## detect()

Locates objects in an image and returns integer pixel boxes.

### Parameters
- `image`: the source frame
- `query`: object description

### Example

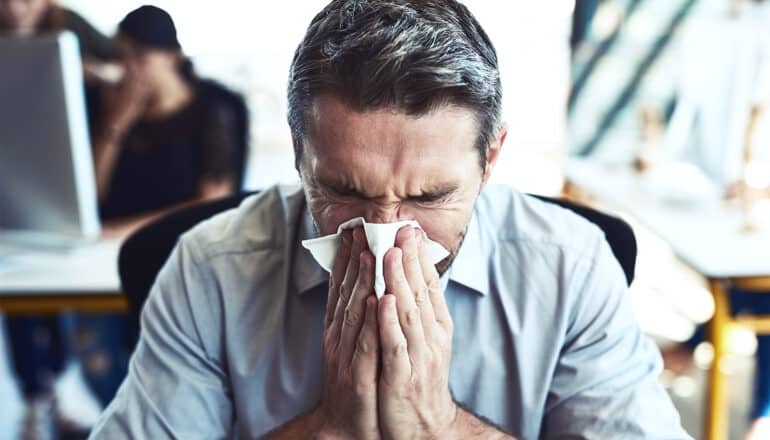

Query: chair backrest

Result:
[118,191,256,345]
[118,192,636,346]
[530,195,637,286]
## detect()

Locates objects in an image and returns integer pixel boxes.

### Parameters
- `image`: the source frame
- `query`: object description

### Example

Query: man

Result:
[90,0,691,438]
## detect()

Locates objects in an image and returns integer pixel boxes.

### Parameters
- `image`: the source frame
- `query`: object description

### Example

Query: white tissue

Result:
[301,217,449,298]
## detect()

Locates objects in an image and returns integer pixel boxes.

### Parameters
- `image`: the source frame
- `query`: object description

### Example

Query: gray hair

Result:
[287,0,502,171]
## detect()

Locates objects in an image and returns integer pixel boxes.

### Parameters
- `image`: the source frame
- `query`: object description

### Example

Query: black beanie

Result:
[118,5,181,50]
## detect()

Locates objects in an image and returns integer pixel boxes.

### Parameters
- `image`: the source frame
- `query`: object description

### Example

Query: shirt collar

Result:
[292,205,489,297]
[293,206,329,295]
[446,209,489,296]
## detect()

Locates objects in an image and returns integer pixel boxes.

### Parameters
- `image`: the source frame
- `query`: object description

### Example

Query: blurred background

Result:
[1,0,769,439]
[59,0,574,193]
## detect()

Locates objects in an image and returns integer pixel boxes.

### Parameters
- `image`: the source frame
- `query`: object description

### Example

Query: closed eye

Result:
[409,188,457,204]
[411,194,445,203]
[325,183,365,199]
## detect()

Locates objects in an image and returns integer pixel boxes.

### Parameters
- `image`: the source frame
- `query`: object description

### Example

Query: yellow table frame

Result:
[0,292,128,315]
[706,276,770,440]
[563,180,770,439]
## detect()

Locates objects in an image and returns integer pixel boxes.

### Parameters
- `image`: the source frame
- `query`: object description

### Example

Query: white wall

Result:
[61,0,571,193]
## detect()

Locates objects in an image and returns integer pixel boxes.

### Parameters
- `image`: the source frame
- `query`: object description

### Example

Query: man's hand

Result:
[271,226,514,440]
[377,226,458,439]
[377,226,515,440]
[315,227,381,439]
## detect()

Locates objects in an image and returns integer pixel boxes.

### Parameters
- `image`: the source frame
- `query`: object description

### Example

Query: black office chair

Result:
[529,195,636,285]
[118,193,636,346]
[118,191,257,345]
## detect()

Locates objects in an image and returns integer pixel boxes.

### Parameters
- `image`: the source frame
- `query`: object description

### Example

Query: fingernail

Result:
[413,227,421,241]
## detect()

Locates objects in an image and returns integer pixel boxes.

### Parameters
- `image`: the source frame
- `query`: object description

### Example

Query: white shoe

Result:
[53,359,104,431]
[21,394,57,440]
[746,417,770,440]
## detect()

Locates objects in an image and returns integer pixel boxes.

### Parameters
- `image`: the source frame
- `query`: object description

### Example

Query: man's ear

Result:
[481,125,507,186]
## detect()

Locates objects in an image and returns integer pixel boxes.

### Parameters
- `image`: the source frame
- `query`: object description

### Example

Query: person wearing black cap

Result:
[21,5,245,436]
[93,5,247,238]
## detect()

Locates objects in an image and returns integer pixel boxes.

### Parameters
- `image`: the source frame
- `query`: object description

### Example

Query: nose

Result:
[365,201,405,224]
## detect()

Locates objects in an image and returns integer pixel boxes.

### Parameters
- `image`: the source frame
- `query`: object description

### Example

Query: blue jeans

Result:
[5,313,129,407]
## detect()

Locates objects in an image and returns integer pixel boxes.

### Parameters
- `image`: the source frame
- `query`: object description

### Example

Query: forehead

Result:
[305,95,479,160]
[302,95,482,193]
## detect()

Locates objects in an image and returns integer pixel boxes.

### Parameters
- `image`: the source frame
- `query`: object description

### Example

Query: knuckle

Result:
[356,336,371,354]
[339,280,351,295]
[413,287,428,305]
[425,276,441,291]
[390,341,407,358]
[343,307,361,327]
[405,307,420,326]
[338,288,351,305]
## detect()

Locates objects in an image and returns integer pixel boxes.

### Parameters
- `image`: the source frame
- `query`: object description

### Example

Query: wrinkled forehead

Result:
[301,95,483,193]
[303,95,481,159]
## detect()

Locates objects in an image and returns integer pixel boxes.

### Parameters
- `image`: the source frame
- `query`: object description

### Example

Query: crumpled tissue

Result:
[301,217,449,298]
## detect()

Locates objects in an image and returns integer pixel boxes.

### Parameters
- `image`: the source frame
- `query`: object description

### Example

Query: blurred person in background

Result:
[81,3,247,423]
[93,5,247,239]
[1,3,247,438]
[1,1,117,438]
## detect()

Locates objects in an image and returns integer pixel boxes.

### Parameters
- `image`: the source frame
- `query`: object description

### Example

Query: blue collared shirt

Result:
[90,184,691,439]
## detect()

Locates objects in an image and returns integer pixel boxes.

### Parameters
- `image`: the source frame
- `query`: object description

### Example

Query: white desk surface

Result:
[566,159,770,279]
[0,239,121,295]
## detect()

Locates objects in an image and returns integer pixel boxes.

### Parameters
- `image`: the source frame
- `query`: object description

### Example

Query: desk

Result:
[565,158,770,440]
[0,240,127,315]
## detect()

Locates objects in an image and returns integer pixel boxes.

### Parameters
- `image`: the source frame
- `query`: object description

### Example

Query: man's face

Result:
[299,95,502,274]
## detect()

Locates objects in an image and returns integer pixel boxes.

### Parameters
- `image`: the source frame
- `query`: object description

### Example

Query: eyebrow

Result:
[317,176,360,196]
[317,176,458,201]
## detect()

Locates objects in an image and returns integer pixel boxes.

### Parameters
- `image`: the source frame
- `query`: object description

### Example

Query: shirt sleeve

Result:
[89,235,233,439]
[541,233,692,440]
